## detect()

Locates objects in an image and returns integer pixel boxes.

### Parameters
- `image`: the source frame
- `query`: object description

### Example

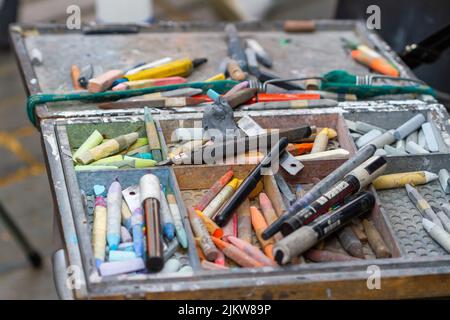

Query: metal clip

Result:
[355,75,426,86]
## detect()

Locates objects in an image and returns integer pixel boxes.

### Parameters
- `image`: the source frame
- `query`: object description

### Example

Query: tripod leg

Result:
[0,201,42,269]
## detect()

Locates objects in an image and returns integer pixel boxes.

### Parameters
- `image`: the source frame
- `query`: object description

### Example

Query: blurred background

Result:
[0,0,448,299]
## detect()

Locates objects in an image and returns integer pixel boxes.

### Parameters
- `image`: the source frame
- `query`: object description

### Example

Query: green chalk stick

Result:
[90,155,124,165]
[72,130,103,163]
[124,156,157,168]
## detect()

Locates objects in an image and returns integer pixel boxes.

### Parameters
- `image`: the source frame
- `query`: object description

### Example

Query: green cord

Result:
[27,80,238,126]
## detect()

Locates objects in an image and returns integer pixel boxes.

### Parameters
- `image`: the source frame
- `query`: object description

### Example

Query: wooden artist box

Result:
[10,21,450,299]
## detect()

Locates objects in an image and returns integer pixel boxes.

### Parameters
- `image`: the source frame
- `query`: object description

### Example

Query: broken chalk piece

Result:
[417,129,428,150]
[435,209,450,233]
[439,169,450,194]
[406,131,418,145]
[160,258,182,274]
[384,144,407,156]
[422,218,450,253]
[421,122,439,152]
[99,258,145,276]
[393,114,426,140]
[72,130,104,162]
[369,130,396,149]
[88,69,125,93]
[405,141,430,155]
[356,129,382,148]
[395,139,405,151]
[109,250,137,262]
[295,148,350,161]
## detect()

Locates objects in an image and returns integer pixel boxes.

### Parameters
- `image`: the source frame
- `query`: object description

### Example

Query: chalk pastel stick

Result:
[356,129,382,148]
[164,239,180,261]
[423,218,450,253]
[166,187,188,249]
[107,181,122,251]
[123,156,157,168]
[393,114,426,140]
[201,260,230,270]
[99,258,145,276]
[196,210,223,238]
[259,193,282,242]
[88,69,125,93]
[124,58,173,76]
[372,171,438,190]
[92,196,107,267]
[250,206,274,260]
[178,266,194,274]
[214,249,226,266]
[237,198,252,244]
[227,236,277,267]
[311,128,330,154]
[384,144,407,156]
[421,122,439,152]
[188,207,219,261]
[121,202,132,230]
[295,148,349,161]
[76,132,139,165]
[195,170,234,211]
[439,169,450,194]
[118,242,134,252]
[120,226,132,243]
[109,250,137,262]
[91,155,124,165]
[212,237,263,268]
[72,130,104,162]
[202,178,239,218]
[362,219,391,258]
[405,141,429,155]
[160,258,182,274]
[305,249,362,262]
[160,190,176,241]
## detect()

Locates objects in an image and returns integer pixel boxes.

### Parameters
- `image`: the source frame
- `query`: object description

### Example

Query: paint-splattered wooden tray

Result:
[10,21,450,299]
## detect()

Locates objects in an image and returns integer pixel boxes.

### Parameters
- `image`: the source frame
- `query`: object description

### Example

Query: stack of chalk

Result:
[167,120,344,164]
[346,113,445,156]
[89,175,190,277]
[289,127,348,161]
[71,57,208,93]
[72,109,164,171]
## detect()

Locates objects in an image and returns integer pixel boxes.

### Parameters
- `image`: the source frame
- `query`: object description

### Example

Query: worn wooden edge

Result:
[40,120,88,298]
[85,263,450,299]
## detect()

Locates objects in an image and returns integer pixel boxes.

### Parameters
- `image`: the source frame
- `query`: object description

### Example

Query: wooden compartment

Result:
[158,111,357,161]
[174,161,402,269]
[42,117,450,299]
[343,106,450,156]
[59,115,167,171]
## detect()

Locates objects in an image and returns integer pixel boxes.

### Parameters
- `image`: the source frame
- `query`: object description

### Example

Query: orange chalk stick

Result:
[250,206,274,260]
[287,143,314,156]
[211,237,263,268]
[351,50,399,77]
